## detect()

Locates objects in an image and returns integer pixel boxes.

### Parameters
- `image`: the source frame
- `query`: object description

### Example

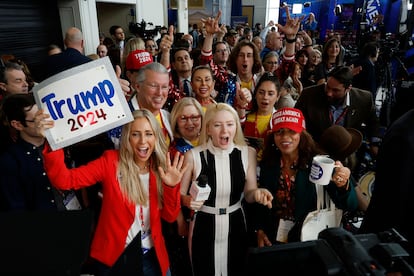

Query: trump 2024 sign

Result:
[33,57,133,150]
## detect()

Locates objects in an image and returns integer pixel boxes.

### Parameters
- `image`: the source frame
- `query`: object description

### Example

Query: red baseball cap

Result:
[271,107,306,133]
[126,49,153,71]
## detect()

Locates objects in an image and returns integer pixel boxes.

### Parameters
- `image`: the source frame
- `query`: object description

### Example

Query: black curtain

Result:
[0,0,63,82]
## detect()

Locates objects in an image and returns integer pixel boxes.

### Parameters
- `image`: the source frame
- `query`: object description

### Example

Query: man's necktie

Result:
[183,79,191,97]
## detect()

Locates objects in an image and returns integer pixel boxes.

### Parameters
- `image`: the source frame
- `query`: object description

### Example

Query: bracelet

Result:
[304,44,313,48]
[285,36,297,43]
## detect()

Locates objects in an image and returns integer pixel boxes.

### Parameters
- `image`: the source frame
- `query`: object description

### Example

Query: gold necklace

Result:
[137,163,149,170]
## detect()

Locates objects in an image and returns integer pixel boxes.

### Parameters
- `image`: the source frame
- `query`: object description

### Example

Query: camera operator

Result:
[352,42,380,100]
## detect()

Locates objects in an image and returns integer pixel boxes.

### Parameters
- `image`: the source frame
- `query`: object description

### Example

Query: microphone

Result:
[190,174,211,201]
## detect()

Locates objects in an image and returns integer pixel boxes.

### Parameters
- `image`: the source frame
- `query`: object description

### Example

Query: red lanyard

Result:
[329,106,348,125]
[280,159,293,193]
[280,159,295,219]
[139,205,145,233]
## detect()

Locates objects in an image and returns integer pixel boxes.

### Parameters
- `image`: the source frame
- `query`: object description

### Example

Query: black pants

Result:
[94,233,162,276]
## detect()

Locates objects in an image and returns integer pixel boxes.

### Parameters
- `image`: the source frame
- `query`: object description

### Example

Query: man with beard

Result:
[295,66,381,158]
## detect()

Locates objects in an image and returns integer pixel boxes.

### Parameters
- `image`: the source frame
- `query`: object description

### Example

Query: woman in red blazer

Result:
[39,109,187,276]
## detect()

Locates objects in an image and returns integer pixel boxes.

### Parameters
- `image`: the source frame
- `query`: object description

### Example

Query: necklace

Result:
[281,158,298,171]
[137,163,149,170]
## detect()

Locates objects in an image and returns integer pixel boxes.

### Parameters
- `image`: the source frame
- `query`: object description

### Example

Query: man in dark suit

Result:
[295,66,381,157]
[352,42,380,100]
[44,27,91,79]
[359,109,414,261]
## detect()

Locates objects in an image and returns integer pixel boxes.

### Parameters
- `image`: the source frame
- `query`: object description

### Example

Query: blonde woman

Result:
[164,97,205,276]
[38,109,187,276]
[180,103,273,276]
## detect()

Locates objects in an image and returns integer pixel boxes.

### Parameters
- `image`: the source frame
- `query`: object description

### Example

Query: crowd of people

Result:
[1,6,413,276]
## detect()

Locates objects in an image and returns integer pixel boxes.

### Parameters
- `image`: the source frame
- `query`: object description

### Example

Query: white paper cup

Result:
[309,155,335,185]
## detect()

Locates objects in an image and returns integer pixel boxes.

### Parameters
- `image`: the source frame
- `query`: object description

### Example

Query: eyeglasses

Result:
[144,82,169,92]
[179,115,201,123]
[265,61,279,65]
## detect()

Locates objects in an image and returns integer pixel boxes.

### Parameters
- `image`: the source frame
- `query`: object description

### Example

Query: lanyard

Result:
[139,205,145,233]
[329,106,348,125]
[280,159,295,208]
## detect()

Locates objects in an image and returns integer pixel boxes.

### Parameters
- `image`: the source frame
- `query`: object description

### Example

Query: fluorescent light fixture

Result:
[292,3,303,14]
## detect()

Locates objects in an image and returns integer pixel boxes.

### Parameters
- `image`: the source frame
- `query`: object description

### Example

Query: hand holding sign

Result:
[33,57,133,150]
[116,65,131,98]
[34,109,54,138]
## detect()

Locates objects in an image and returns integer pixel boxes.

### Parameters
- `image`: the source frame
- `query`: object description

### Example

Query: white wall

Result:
[243,0,267,26]
[138,0,168,30]
[96,3,135,39]
[58,0,271,56]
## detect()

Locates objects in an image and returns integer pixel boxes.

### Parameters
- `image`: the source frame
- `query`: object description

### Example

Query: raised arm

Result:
[201,10,222,53]
[277,6,304,58]
[159,25,174,69]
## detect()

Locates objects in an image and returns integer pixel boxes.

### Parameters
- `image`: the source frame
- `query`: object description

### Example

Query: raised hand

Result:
[159,25,174,53]
[277,6,304,37]
[235,83,252,109]
[201,10,221,35]
[159,151,188,187]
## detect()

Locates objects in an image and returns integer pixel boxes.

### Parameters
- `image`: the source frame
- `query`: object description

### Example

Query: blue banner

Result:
[365,0,382,32]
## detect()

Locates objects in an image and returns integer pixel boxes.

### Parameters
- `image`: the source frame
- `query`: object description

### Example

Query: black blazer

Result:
[45,47,91,79]
[295,83,380,143]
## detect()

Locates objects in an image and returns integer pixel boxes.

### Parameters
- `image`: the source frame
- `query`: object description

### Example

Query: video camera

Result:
[246,227,413,275]
[377,33,403,61]
[129,19,161,40]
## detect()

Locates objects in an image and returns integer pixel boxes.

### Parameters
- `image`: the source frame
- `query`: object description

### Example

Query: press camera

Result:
[129,19,161,40]
[247,227,413,275]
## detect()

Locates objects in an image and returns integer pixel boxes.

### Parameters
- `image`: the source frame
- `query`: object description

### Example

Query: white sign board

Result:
[33,57,133,150]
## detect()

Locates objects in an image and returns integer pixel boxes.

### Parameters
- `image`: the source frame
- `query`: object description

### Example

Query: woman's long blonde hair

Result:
[199,103,247,146]
[117,109,167,206]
